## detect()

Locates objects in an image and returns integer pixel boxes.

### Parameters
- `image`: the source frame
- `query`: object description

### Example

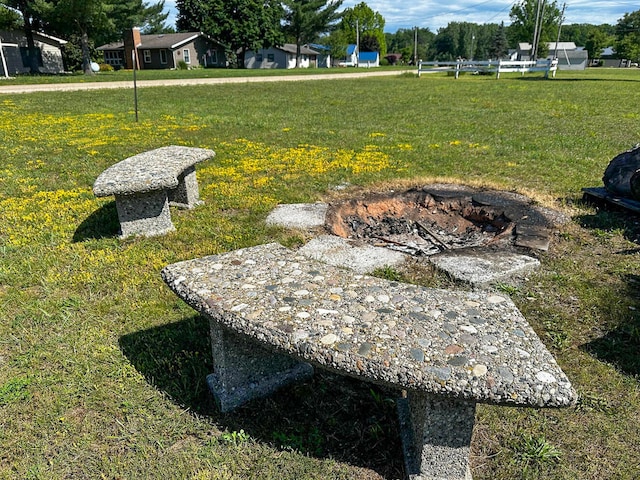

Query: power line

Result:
[421,0,511,21]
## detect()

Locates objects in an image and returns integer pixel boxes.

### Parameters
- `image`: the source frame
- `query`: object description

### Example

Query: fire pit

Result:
[325,184,562,255]
[265,183,567,285]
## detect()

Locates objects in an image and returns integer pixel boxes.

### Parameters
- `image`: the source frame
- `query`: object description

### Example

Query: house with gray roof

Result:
[244,43,321,69]
[0,30,67,77]
[516,42,587,70]
[97,28,226,70]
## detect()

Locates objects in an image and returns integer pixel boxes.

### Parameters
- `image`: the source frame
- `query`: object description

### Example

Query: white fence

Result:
[417,59,558,79]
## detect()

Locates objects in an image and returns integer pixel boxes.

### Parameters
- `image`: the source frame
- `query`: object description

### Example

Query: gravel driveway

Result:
[0,69,411,94]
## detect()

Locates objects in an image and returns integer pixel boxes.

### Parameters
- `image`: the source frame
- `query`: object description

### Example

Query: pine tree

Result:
[282,0,343,67]
[489,22,509,59]
[176,0,284,67]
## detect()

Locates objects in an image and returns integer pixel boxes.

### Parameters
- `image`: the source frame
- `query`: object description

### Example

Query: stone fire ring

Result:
[265,184,567,286]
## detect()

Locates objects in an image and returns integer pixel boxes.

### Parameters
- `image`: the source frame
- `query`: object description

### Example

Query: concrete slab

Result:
[299,235,407,274]
[429,250,540,286]
[265,203,328,229]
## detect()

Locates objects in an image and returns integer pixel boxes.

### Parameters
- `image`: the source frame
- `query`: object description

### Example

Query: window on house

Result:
[19,47,43,68]
[256,53,263,62]
[143,50,151,63]
[267,53,275,62]
[183,49,191,64]
[160,49,167,64]
[104,51,123,66]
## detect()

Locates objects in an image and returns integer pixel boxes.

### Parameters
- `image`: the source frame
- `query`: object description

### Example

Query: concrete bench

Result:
[93,146,215,238]
[161,243,576,480]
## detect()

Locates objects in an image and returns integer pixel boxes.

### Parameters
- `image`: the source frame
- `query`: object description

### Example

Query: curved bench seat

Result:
[161,242,576,480]
[93,146,214,238]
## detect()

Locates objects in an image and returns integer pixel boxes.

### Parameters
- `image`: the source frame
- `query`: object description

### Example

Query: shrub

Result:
[177,60,189,70]
[99,63,114,72]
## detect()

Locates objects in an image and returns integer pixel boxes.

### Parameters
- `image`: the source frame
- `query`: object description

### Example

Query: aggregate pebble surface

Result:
[93,145,215,197]
[161,243,576,408]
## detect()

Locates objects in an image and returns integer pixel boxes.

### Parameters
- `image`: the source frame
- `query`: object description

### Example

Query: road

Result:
[0,69,412,94]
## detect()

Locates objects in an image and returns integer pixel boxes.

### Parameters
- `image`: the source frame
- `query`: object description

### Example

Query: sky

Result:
[163,1,638,33]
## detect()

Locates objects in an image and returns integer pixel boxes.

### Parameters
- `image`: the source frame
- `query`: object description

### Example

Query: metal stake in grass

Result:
[132,50,139,122]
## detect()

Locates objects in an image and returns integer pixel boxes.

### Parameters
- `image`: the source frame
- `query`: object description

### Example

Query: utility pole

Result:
[414,26,418,65]
[532,0,545,61]
[355,18,359,67]
[553,3,567,59]
[0,37,8,79]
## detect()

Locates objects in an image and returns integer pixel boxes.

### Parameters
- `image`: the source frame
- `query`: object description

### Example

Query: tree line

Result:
[387,1,637,65]
[1,0,639,73]
[0,0,171,73]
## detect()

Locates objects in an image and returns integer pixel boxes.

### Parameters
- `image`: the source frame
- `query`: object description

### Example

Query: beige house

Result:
[0,30,67,76]
[97,28,226,70]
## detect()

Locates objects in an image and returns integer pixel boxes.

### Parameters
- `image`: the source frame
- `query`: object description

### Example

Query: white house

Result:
[244,44,320,69]
[338,44,379,67]
[0,30,67,77]
[358,51,380,68]
[339,44,358,66]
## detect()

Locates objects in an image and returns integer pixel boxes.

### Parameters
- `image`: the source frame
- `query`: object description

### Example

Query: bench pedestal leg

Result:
[206,320,314,413]
[114,191,175,238]
[169,166,203,209]
[397,392,476,480]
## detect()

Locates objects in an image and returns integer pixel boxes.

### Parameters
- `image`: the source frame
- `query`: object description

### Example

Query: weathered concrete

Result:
[93,145,214,238]
[299,235,407,274]
[265,203,328,230]
[429,249,540,286]
[162,242,576,480]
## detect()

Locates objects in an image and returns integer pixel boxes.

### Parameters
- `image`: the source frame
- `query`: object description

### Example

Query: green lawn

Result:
[0,68,639,479]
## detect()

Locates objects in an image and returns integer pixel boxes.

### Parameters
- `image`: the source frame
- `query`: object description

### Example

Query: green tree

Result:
[472,23,499,60]
[322,27,349,62]
[0,3,22,30]
[47,0,168,74]
[489,22,509,59]
[139,0,172,34]
[339,1,386,57]
[434,22,477,60]
[615,10,640,63]
[385,27,434,63]
[176,0,284,67]
[560,23,612,47]
[1,0,53,73]
[49,0,113,74]
[508,0,562,58]
[282,0,343,67]
[584,28,612,61]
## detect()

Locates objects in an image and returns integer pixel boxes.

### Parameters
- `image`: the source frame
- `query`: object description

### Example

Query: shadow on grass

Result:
[574,207,640,379]
[575,207,640,245]
[582,302,640,378]
[119,316,405,479]
[516,76,640,83]
[73,202,120,241]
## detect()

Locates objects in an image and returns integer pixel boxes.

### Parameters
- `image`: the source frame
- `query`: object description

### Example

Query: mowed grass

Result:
[0,68,639,479]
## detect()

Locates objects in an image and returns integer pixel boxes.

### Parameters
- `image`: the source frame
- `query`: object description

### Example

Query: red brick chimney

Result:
[124,27,142,69]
